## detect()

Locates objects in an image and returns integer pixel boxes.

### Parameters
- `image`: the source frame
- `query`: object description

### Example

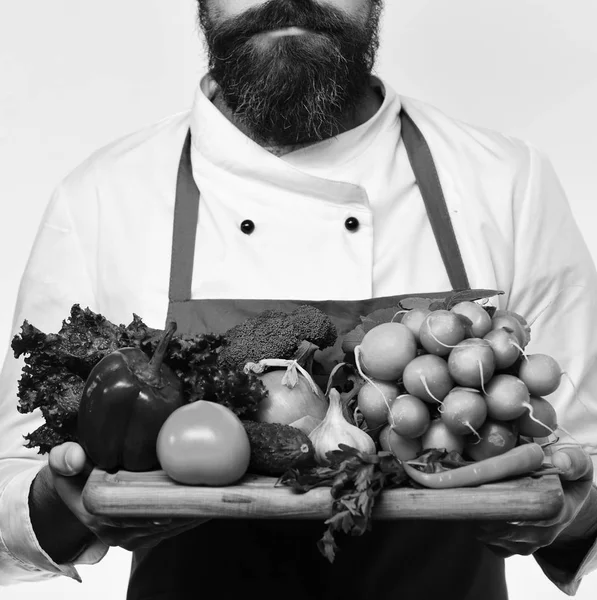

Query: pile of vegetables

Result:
[11,291,566,562]
[12,305,268,453]
[276,291,567,559]
[12,304,336,478]
[346,294,562,465]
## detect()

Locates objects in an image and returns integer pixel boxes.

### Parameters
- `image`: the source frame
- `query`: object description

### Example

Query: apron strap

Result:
[400,111,470,290]
[169,130,197,302]
[168,110,471,301]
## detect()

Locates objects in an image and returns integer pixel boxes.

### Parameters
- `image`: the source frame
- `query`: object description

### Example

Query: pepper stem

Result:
[147,321,177,381]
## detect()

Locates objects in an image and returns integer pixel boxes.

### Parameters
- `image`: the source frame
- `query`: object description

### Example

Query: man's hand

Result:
[475,444,596,558]
[36,442,206,556]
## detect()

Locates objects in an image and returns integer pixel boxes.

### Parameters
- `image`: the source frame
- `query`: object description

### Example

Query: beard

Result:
[198,0,382,146]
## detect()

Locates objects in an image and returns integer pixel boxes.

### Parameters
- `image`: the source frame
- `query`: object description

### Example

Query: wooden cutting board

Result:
[82,468,564,521]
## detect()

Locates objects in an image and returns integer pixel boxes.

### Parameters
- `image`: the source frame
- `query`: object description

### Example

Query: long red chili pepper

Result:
[402,443,545,489]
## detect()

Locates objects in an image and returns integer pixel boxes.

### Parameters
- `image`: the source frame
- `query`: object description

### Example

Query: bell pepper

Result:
[78,321,184,472]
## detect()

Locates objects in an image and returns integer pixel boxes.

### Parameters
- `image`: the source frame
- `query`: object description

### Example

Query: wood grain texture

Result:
[82,469,564,521]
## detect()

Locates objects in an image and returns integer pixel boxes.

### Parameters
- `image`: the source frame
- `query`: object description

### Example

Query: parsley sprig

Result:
[278,445,408,562]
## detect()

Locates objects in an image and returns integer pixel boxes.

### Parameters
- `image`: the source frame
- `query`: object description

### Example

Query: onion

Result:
[289,415,323,436]
[244,360,328,425]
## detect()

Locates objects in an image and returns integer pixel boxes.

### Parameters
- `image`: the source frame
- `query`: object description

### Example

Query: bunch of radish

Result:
[352,301,562,463]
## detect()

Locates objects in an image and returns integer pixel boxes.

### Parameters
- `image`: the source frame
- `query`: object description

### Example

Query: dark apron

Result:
[127,111,508,600]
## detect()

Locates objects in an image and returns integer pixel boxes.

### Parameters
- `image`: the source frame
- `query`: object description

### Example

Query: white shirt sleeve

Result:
[505,142,597,594]
[0,183,108,584]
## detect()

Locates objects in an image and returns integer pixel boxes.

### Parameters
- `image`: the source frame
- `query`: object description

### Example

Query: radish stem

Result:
[540,438,560,449]
[429,330,459,350]
[420,375,444,406]
[511,341,528,361]
[555,424,582,445]
[478,360,488,394]
[354,346,396,427]
[464,421,482,442]
[522,402,556,437]
[391,310,408,323]
[561,371,597,416]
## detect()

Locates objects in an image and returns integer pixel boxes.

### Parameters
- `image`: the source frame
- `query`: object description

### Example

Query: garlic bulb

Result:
[309,389,376,464]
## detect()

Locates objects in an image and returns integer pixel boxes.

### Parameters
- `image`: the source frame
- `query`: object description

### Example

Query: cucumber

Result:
[241,421,316,476]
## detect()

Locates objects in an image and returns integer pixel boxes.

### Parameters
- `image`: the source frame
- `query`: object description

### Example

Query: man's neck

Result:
[211,84,384,157]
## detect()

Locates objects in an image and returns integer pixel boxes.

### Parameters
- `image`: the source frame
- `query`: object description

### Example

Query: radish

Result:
[517,396,558,438]
[358,380,399,429]
[517,354,562,396]
[490,311,531,348]
[516,354,593,420]
[483,328,521,370]
[355,323,418,382]
[440,387,487,438]
[447,338,495,390]
[483,374,530,421]
[402,354,454,404]
[379,424,422,461]
[401,308,432,344]
[419,310,467,356]
[421,419,465,454]
[493,309,529,328]
[450,301,492,338]
[388,394,431,439]
[465,419,518,461]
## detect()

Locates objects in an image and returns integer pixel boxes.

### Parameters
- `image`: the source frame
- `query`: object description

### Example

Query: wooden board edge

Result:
[82,471,564,522]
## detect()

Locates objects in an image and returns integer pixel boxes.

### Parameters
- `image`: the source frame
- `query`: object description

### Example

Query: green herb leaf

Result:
[398,297,438,311]
[13,304,266,454]
[409,448,472,474]
[444,289,504,310]
[318,529,339,563]
[360,306,404,332]
[279,447,409,563]
[354,290,504,334]
[429,300,448,311]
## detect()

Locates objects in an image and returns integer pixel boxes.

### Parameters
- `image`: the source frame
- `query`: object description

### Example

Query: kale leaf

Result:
[12,305,267,453]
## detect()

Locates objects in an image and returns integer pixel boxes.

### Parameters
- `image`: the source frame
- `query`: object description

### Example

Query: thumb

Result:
[48,442,92,477]
[551,446,594,483]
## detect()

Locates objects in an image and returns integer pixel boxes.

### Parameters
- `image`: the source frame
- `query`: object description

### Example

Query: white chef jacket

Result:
[0,74,596,594]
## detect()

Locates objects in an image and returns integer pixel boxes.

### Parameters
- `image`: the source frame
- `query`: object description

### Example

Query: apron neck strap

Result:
[169,130,197,302]
[400,111,470,290]
[168,110,470,302]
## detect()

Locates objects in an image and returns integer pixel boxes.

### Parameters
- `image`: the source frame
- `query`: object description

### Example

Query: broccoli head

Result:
[218,305,337,371]
[289,305,337,350]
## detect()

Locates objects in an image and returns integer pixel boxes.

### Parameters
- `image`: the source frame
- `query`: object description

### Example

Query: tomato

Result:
[156,401,251,486]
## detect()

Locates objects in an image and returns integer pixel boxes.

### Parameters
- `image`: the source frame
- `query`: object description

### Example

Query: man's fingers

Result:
[97,518,207,551]
[49,442,91,476]
[551,447,594,482]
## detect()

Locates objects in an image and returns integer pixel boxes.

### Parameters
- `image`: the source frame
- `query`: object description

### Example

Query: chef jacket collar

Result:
[189,73,399,209]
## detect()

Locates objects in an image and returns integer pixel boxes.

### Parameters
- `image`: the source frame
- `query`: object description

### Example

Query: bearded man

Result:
[1,2,596,599]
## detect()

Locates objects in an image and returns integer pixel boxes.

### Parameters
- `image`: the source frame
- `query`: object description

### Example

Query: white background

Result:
[1,1,597,598]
